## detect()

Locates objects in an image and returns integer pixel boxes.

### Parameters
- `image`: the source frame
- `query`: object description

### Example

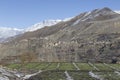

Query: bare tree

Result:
[19,51,37,67]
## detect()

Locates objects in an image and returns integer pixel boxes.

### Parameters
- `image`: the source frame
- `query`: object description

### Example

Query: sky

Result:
[0,0,120,29]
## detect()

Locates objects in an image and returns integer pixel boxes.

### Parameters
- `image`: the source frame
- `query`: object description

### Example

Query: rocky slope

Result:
[0,19,71,42]
[0,7,120,63]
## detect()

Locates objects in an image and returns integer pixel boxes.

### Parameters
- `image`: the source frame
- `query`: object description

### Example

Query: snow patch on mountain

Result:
[63,17,73,22]
[0,17,73,41]
[25,20,62,32]
[25,18,73,32]
[114,11,120,14]
[0,7,118,40]
[72,8,117,26]
[0,27,24,39]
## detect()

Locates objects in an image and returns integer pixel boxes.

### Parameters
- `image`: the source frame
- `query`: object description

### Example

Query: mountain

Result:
[25,20,62,32]
[0,19,72,41]
[13,7,120,41]
[0,7,120,63]
[114,11,120,14]
[0,20,61,42]
[0,20,62,40]
[25,18,73,32]
[1,7,118,41]
[0,27,24,42]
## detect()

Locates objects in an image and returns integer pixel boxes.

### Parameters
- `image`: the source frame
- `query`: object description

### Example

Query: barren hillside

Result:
[0,7,120,63]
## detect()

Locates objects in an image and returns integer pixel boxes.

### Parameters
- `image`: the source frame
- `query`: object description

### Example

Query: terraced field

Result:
[6,62,120,80]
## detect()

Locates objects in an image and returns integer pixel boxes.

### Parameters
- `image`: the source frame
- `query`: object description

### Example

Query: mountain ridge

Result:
[0,7,119,41]
[0,18,73,41]
[0,7,120,63]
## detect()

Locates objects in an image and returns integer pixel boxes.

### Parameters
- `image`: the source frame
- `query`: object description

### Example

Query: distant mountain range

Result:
[0,7,120,63]
[0,9,119,41]
[0,27,24,42]
[0,18,72,41]
[115,11,120,14]
[25,20,62,32]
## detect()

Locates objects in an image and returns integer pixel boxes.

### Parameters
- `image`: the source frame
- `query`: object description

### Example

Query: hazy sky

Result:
[0,0,120,28]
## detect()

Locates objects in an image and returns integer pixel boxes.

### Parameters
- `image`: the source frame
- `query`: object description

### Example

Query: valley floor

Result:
[3,62,120,80]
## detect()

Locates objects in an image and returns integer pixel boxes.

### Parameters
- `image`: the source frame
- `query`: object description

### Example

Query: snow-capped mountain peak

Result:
[0,18,72,41]
[0,27,24,39]
[0,7,119,42]
[25,18,73,32]
[114,11,120,14]
[25,19,62,32]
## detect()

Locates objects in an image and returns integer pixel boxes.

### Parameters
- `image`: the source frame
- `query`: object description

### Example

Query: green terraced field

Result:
[94,72,120,80]
[94,63,113,71]
[68,71,95,80]
[34,62,50,70]
[76,63,95,71]
[46,63,58,70]
[7,63,21,69]
[109,64,120,70]
[6,62,120,80]
[59,63,76,70]
[33,71,66,80]
[24,63,40,69]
